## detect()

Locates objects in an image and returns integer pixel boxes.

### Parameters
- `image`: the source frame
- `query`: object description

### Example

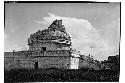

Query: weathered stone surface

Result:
[5,19,100,70]
[4,49,71,70]
[28,19,71,46]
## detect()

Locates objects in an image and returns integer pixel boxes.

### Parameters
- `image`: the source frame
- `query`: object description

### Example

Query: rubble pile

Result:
[28,19,71,45]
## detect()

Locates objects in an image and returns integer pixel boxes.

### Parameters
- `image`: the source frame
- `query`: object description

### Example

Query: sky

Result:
[4,2,120,61]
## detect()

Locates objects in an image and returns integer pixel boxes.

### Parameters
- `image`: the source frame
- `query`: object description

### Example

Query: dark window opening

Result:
[41,47,46,51]
[34,62,38,69]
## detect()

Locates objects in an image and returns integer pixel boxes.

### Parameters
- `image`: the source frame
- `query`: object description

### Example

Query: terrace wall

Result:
[4,50,71,70]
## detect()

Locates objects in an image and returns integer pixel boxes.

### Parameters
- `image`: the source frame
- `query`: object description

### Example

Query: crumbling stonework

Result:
[4,50,71,70]
[4,20,73,70]
[4,19,100,70]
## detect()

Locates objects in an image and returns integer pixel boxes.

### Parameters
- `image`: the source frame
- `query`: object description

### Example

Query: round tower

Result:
[28,19,71,51]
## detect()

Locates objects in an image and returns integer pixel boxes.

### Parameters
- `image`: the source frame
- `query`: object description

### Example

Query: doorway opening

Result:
[41,47,46,51]
[34,62,38,69]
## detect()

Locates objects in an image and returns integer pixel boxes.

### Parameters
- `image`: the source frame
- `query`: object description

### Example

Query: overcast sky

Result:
[4,2,120,61]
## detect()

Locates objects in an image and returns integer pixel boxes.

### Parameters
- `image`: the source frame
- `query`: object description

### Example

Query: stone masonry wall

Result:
[4,50,71,70]
[38,56,70,69]
[29,42,70,51]
[79,59,100,70]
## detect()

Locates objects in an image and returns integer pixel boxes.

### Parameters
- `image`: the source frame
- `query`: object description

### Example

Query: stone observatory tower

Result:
[4,19,81,70]
[27,19,72,69]
[28,19,71,52]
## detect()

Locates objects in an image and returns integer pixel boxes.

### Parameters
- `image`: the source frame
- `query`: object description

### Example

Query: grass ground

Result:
[4,68,119,82]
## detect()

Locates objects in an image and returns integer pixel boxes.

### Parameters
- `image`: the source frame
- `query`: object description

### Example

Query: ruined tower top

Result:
[28,19,71,46]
